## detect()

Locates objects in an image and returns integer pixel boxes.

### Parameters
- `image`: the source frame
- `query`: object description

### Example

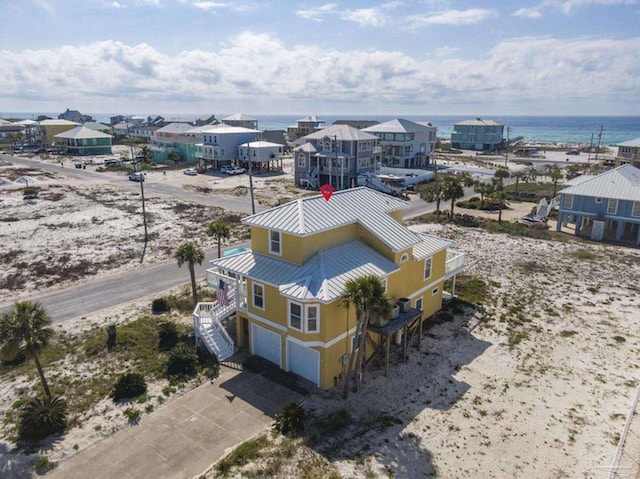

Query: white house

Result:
[238,140,284,171]
[363,118,435,168]
[222,113,258,130]
[189,124,262,170]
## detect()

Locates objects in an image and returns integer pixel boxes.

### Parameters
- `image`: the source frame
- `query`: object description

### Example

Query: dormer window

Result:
[269,230,281,255]
[400,253,410,264]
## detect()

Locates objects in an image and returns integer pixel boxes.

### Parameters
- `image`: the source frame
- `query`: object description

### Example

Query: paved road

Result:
[1,154,265,214]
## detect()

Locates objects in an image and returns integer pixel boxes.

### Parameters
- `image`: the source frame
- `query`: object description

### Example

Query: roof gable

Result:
[53,126,112,139]
[363,118,430,134]
[302,124,378,142]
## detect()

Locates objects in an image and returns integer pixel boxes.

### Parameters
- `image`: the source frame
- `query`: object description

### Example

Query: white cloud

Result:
[528,0,637,15]
[295,3,337,21]
[513,7,543,18]
[110,1,123,8]
[341,8,388,27]
[190,1,260,12]
[31,0,54,15]
[434,46,460,57]
[409,8,498,26]
[0,34,638,113]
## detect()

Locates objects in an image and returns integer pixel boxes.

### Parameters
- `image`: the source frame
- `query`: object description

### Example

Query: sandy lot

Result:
[304,223,640,479]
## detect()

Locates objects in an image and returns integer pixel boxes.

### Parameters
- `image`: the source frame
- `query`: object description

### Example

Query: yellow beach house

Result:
[193,187,465,390]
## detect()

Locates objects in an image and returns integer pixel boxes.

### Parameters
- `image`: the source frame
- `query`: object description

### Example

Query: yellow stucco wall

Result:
[42,124,77,141]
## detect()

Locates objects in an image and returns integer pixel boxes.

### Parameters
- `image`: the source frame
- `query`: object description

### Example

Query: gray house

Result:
[451,118,504,152]
[293,124,379,190]
[556,164,640,245]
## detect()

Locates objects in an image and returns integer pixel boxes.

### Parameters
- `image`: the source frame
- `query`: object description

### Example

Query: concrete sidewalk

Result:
[48,368,303,479]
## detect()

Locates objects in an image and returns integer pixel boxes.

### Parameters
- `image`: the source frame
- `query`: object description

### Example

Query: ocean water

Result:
[5,112,639,146]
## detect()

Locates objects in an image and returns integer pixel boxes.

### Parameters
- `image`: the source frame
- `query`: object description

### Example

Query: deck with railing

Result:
[445,250,466,278]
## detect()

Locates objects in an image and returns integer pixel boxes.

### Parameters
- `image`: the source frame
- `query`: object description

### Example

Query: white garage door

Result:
[287,340,320,386]
[251,324,281,367]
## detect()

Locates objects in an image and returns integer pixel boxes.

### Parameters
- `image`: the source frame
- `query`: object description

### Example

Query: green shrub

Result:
[158,322,179,351]
[215,436,269,475]
[167,345,198,379]
[18,395,68,441]
[152,298,170,314]
[34,456,56,473]
[123,407,141,424]
[111,373,147,402]
[273,402,306,436]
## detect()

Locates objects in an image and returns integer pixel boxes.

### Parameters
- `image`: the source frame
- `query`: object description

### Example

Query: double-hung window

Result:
[252,282,265,310]
[288,302,320,333]
[564,194,574,210]
[269,230,281,255]
[424,257,432,280]
[607,199,618,215]
[633,202,640,218]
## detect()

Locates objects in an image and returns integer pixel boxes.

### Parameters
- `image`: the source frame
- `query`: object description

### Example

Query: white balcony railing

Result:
[445,250,466,278]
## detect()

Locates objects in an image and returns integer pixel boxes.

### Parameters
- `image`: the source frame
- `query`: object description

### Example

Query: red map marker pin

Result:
[321,184,334,201]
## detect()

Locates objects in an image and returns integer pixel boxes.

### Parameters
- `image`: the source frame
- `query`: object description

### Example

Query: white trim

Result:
[424,257,432,280]
[400,252,410,264]
[286,339,320,386]
[287,326,358,349]
[407,276,444,300]
[607,198,618,215]
[432,287,439,295]
[564,194,574,210]
[633,202,640,218]
[246,310,287,332]
[252,281,265,311]
[595,197,602,204]
[381,277,388,294]
[415,296,423,311]
[305,304,320,333]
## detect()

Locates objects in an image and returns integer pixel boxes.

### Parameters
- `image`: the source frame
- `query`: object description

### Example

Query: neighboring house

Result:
[111,122,134,138]
[0,124,26,146]
[556,164,640,245]
[616,138,640,167]
[222,113,258,130]
[293,124,379,190]
[238,141,284,170]
[286,115,326,142]
[451,118,504,152]
[333,120,379,130]
[129,125,160,141]
[54,126,112,155]
[363,118,435,168]
[194,114,219,126]
[152,123,200,163]
[82,122,112,133]
[190,125,261,170]
[39,119,79,145]
[193,188,466,389]
[58,108,94,123]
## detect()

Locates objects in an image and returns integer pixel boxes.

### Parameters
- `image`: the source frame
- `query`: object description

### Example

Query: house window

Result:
[633,202,640,218]
[424,258,432,280]
[564,194,574,210]
[415,297,423,311]
[381,278,388,294]
[289,302,302,331]
[269,230,281,255]
[607,199,618,215]
[297,154,305,167]
[252,282,265,310]
[306,305,319,333]
[595,198,602,204]
[400,253,409,264]
[432,287,439,295]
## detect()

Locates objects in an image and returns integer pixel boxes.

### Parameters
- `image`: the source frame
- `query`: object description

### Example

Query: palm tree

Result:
[0,301,54,398]
[441,176,464,217]
[494,189,508,223]
[512,170,527,194]
[138,145,152,162]
[207,221,231,258]
[174,242,205,307]
[545,164,563,197]
[341,275,390,397]
[493,167,510,188]
[526,166,538,183]
[473,180,493,206]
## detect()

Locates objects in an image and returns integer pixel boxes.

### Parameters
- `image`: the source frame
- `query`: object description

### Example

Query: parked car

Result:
[566,149,580,155]
[227,166,246,175]
[105,158,122,165]
[129,172,145,182]
[183,168,197,176]
[220,165,233,174]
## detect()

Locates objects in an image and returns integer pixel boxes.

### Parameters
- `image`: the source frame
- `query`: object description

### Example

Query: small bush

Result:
[111,373,147,402]
[158,322,179,351]
[167,345,198,379]
[18,395,68,442]
[274,402,306,436]
[151,298,170,314]
[34,456,56,473]
[123,407,141,425]
[215,436,269,475]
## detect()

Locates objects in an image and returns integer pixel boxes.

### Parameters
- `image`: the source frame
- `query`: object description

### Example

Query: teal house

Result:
[54,126,112,155]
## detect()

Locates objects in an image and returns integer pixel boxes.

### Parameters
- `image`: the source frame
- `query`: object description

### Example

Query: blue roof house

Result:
[556,164,640,245]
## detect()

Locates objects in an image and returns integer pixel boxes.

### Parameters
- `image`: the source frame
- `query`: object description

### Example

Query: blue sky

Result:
[1,0,639,116]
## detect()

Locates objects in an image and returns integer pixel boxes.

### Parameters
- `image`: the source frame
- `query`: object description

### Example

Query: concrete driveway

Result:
[47,367,303,479]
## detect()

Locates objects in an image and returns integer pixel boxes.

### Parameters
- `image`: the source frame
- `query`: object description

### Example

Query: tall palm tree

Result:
[545,164,563,197]
[0,301,54,398]
[174,242,205,307]
[207,221,231,258]
[473,180,493,206]
[341,275,390,397]
[442,176,464,217]
[494,189,508,223]
[138,145,152,162]
[493,167,510,188]
[526,166,538,183]
[512,170,527,194]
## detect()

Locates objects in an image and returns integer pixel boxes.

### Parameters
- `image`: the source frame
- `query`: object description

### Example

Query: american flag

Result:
[218,279,229,306]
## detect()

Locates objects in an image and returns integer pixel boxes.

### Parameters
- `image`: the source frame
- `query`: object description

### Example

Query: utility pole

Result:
[593,125,604,164]
[128,123,147,247]
[586,132,594,172]
[247,140,256,214]
[504,126,510,167]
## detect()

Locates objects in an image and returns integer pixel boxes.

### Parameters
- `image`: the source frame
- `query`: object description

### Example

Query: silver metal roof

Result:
[243,187,419,252]
[363,118,431,134]
[210,240,399,302]
[455,119,502,126]
[413,234,454,259]
[54,126,112,139]
[223,113,257,121]
[618,137,640,148]
[560,164,640,202]
[302,124,378,142]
